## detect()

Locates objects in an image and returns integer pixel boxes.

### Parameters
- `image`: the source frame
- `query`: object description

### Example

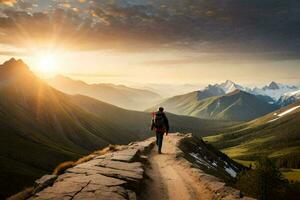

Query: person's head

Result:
[158,107,164,112]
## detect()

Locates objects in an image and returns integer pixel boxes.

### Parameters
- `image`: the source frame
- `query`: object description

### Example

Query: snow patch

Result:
[268,105,300,123]
[268,118,279,123]
[189,153,215,169]
[277,105,300,117]
[225,167,237,178]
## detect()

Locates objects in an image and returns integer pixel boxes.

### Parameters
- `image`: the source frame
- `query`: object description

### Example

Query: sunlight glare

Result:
[35,53,59,75]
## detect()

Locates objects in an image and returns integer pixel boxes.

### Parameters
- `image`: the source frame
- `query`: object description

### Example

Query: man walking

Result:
[151,107,169,154]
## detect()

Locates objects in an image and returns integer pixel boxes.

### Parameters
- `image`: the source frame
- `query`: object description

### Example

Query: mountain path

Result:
[140,135,213,200]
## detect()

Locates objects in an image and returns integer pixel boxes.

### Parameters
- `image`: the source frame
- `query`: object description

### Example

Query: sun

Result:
[35,53,59,74]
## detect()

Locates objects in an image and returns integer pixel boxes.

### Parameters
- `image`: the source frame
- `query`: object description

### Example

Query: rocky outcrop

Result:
[176,133,254,200]
[27,137,155,200]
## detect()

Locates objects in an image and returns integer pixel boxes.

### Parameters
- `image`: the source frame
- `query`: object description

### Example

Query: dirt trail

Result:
[140,135,213,200]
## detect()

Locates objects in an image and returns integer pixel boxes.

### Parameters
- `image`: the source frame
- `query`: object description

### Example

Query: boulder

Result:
[33,175,57,193]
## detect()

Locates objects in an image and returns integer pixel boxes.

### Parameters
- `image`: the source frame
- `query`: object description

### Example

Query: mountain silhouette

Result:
[48,75,161,111]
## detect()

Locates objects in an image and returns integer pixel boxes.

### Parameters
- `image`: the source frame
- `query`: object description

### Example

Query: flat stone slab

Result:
[31,180,130,200]
[74,185,128,200]
[57,173,126,186]
[67,165,143,182]
[110,149,140,163]
[30,181,88,200]
[96,160,143,173]
[129,138,155,153]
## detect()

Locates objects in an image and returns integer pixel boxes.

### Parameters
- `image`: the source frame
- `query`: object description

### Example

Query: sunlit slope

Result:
[0,59,141,197]
[149,90,278,121]
[204,101,300,167]
[48,75,161,111]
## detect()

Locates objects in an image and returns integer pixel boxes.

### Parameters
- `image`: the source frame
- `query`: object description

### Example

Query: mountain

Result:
[204,100,300,168]
[47,75,161,111]
[0,58,233,198]
[251,81,298,101]
[203,80,299,106]
[150,89,279,121]
[213,80,249,94]
[277,90,300,107]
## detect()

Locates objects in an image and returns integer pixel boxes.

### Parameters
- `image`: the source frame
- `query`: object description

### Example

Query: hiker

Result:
[151,107,169,154]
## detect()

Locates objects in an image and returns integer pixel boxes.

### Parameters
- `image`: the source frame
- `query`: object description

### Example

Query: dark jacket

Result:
[151,111,169,133]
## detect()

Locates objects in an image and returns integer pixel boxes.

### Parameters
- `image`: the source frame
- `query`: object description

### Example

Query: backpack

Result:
[153,112,165,128]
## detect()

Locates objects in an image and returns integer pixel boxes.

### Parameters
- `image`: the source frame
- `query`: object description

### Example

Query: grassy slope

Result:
[149,90,278,121]
[204,101,300,165]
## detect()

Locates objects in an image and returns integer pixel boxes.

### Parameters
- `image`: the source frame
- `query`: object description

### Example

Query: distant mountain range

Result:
[149,80,299,121]
[207,80,299,104]
[149,89,279,121]
[47,75,161,111]
[0,58,232,198]
[204,100,300,169]
[277,90,300,107]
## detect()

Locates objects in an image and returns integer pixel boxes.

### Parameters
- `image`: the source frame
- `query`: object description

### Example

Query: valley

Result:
[0,59,233,198]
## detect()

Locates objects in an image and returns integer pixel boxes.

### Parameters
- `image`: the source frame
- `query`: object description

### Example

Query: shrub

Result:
[52,161,75,175]
[236,157,288,200]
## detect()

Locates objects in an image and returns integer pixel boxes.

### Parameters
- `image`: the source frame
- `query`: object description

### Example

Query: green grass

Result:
[233,159,256,168]
[282,169,300,182]
[204,101,300,179]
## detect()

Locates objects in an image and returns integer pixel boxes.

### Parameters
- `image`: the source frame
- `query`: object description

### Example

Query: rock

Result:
[111,149,140,163]
[67,165,143,183]
[127,190,137,200]
[31,181,88,199]
[74,185,128,200]
[97,160,143,173]
[28,137,156,200]
[33,175,57,193]
[130,138,155,154]
[57,173,126,186]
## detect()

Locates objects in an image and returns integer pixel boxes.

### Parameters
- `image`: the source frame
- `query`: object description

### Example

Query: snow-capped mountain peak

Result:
[277,90,300,106]
[252,82,299,101]
[264,81,280,90]
[212,80,245,94]
[200,80,299,107]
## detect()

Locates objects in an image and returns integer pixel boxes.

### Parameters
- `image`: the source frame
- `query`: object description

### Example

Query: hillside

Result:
[204,101,300,168]
[0,59,146,198]
[0,58,234,198]
[12,134,252,200]
[150,90,278,121]
[48,75,161,111]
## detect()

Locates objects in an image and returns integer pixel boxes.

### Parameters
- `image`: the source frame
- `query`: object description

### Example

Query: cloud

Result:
[0,50,29,56]
[142,51,300,66]
[0,0,299,60]
[0,0,16,7]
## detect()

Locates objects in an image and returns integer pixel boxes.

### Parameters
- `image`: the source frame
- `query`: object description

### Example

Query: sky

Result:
[0,0,300,87]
